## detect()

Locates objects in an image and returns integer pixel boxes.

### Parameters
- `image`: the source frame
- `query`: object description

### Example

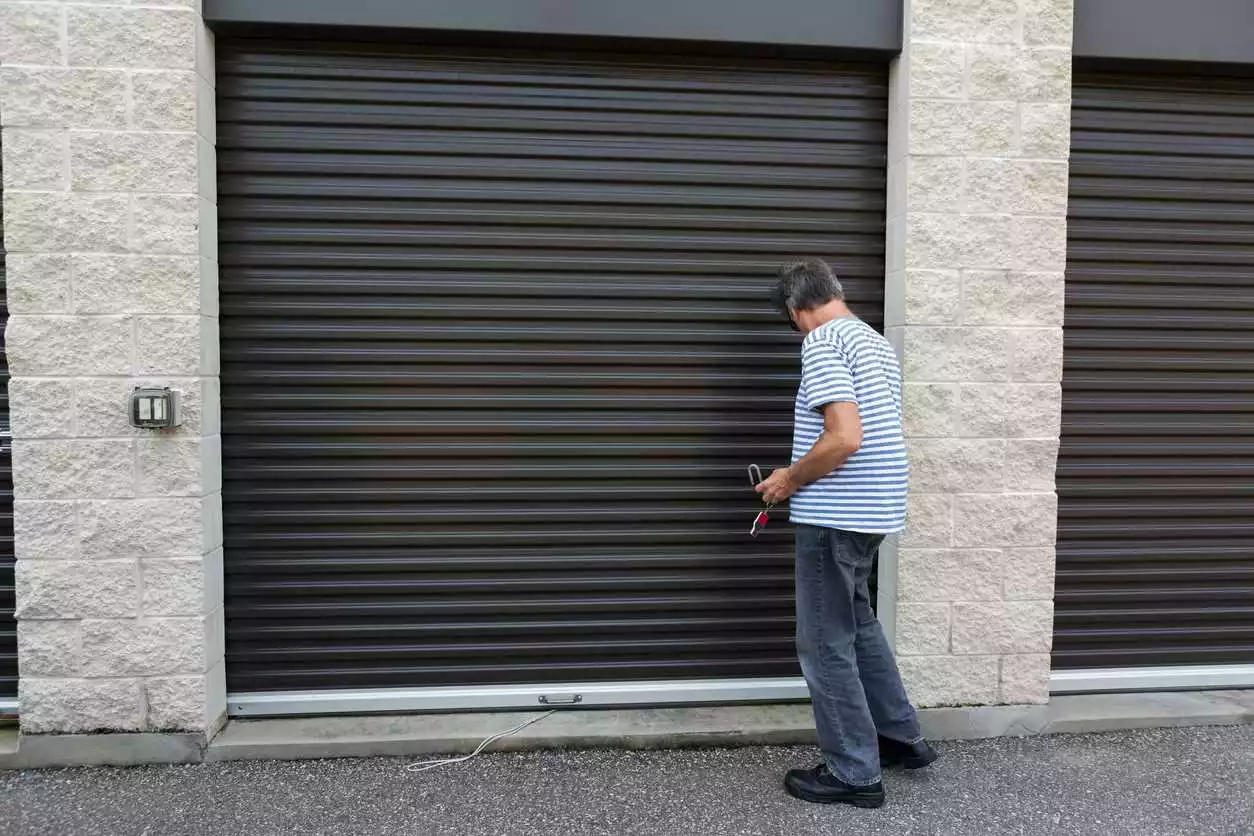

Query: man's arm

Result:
[756,401,862,505]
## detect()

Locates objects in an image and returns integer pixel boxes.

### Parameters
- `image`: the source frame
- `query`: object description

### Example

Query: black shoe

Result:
[783,764,885,809]
[878,736,938,770]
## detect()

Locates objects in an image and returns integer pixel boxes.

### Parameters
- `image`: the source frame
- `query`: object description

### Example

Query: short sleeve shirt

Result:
[789,317,909,534]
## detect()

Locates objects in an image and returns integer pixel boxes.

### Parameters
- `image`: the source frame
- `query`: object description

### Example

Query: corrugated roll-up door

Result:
[0,130,15,704]
[1055,72,1254,672]
[216,39,888,704]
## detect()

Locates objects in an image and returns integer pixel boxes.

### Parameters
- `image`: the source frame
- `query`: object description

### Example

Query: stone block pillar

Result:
[884,0,1073,705]
[0,1,223,734]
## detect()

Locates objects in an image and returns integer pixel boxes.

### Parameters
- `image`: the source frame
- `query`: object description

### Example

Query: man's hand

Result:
[756,468,798,505]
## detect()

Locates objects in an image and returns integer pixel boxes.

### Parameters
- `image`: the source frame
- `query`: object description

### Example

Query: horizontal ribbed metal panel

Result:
[0,132,15,702]
[217,39,887,695]
[1055,72,1254,671]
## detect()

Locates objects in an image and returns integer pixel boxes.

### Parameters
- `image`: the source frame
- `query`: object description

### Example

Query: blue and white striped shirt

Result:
[789,316,908,534]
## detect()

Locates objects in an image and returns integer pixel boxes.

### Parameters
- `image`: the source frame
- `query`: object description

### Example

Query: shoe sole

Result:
[784,782,885,809]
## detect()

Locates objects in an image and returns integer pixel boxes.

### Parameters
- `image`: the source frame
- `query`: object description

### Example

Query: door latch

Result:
[538,693,583,706]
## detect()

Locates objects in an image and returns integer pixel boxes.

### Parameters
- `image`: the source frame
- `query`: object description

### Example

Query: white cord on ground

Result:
[405,710,558,773]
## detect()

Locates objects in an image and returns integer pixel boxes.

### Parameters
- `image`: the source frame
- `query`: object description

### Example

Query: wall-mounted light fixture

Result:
[129,387,182,430]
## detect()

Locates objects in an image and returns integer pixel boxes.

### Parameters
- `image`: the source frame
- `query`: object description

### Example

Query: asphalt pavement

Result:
[2,725,1252,836]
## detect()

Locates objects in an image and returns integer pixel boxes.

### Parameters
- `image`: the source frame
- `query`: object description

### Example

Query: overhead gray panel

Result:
[204,0,901,54]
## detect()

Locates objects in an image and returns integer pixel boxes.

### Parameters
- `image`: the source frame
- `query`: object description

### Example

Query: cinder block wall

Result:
[0,0,223,734]
[884,0,1072,706]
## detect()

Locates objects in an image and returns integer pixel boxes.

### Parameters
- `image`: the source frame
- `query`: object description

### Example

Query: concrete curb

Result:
[0,728,18,760]
[0,731,205,769]
[2,691,1252,769]
[205,705,822,763]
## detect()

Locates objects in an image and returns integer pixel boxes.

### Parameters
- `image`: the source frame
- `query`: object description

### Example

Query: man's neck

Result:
[811,300,854,328]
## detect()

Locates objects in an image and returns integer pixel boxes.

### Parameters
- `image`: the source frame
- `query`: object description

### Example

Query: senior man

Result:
[756,258,937,809]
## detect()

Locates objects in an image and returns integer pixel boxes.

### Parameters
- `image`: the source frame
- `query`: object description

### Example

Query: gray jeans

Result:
[795,524,922,786]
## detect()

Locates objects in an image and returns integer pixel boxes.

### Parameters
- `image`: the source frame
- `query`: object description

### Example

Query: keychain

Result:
[747,464,777,537]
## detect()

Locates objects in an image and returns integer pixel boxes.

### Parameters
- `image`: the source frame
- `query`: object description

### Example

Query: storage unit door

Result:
[1055,72,1254,672]
[216,39,889,703]
[0,135,14,705]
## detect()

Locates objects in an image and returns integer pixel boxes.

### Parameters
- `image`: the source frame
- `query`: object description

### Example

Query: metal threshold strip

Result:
[229,665,1254,717]
[1050,664,1254,695]
[229,677,811,717]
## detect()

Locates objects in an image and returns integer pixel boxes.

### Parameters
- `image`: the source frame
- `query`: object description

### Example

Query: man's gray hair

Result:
[770,258,845,323]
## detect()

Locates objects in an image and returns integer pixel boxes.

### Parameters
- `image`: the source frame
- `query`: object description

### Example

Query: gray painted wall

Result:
[1074,0,1254,64]
[203,0,901,53]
